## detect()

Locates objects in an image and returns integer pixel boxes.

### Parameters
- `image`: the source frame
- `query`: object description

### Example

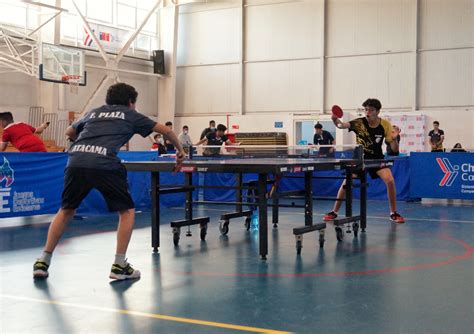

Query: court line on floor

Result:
[0,294,292,334]
[171,234,474,278]
[180,207,474,224]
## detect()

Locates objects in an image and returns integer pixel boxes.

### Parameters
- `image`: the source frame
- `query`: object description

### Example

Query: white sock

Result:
[114,254,126,266]
[39,251,52,265]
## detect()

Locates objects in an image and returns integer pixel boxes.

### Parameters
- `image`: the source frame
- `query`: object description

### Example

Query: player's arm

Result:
[331,115,350,129]
[0,141,7,151]
[35,122,50,134]
[439,132,445,144]
[386,124,400,154]
[153,123,185,158]
[225,139,240,145]
[65,126,78,141]
[194,137,207,146]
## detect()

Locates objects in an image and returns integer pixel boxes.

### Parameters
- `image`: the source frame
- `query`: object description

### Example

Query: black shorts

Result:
[61,167,134,212]
[367,166,389,179]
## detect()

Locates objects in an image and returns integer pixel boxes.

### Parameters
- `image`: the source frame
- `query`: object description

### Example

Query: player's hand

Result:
[331,114,339,122]
[173,150,186,173]
[391,126,400,140]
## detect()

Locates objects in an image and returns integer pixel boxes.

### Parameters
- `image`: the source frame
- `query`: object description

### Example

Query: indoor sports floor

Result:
[1,200,473,333]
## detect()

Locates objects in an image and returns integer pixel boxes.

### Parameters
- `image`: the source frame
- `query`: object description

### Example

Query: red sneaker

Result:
[323,211,338,221]
[390,212,405,224]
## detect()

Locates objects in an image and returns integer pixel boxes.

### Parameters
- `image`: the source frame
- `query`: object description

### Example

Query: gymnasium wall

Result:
[173,0,473,150]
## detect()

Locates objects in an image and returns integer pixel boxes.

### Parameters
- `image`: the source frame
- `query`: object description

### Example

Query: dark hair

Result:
[0,112,13,123]
[216,124,227,132]
[165,121,173,126]
[433,121,439,125]
[183,125,189,130]
[362,98,382,111]
[314,123,323,129]
[209,120,215,125]
[454,143,462,148]
[106,83,138,106]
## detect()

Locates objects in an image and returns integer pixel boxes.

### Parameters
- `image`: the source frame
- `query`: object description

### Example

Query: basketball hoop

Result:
[61,75,82,94]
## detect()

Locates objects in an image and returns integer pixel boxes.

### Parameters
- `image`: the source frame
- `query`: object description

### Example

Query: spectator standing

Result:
[200,120,216,140]
[428,121,444,152]
[313,123,335,157]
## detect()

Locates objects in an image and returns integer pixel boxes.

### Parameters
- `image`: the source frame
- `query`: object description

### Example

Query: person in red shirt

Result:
[0,112,50,152]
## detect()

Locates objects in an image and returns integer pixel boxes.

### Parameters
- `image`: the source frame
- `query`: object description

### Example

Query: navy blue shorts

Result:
[61,166,134,212]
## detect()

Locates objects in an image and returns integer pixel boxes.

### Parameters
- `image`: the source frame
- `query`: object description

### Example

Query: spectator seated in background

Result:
[164,121,175,152]
[195,124,239,156]
[179,125,193,153]
[150,133,167,155]
[451,143,466,153]
[385,125,401,156]
[200,120,216,140]
[0,111,50,152]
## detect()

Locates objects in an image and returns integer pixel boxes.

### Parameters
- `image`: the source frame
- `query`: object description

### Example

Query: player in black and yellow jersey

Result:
[324,98,405,224]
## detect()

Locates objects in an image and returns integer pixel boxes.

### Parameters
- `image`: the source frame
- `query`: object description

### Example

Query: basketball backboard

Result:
[38,42,86,86]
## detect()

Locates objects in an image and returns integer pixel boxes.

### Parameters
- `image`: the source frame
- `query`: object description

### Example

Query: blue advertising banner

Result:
[409,152,474,199]
[0,153,66,218]
[0,152,185,219]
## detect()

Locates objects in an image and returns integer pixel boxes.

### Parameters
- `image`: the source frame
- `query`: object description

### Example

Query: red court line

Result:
[168,235,474,278]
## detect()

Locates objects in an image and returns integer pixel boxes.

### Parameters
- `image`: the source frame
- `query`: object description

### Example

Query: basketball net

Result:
[61,75,81,94]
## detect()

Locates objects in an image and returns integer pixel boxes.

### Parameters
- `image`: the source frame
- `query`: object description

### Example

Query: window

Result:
[117,4,136,29]
[137,9,157,34]
[60,0,159,57]
[0,2,27,27]
[86,0,113,23]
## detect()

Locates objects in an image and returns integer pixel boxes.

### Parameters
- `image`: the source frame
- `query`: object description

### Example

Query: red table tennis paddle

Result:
[332,105,343,118]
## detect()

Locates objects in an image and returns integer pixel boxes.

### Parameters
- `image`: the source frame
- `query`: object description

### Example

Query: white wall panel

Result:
[326,53,413,110]
[419,49,473,107]
[245,1,321,61]
[245,59,320,112]
[175,64,241,115]
[0,72,37,107]
[326,0,415,56]
[177,7,240,65]
[419,0,474,49]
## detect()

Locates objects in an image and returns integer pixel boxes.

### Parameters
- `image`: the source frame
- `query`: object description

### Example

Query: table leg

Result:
[305,171,313,226]
[258,173,268,260]
[151,172,160,252]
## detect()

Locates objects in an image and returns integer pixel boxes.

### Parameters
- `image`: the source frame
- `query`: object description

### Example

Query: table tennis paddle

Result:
[332,105,343,118]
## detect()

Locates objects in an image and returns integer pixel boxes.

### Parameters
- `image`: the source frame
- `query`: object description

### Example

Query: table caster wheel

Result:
[172,227,181,246]
[335,226,343,241]
[200,224,207,241]
[244,217,251,231]
[296,240,302,255]
[319,233,325,248]
[352,222,359,237]
[219,220,229,236]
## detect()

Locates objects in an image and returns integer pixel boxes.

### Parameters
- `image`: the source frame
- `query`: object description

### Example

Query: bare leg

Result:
[332,180,346,212]
[116,208,135,255]
[44,208,76,252]
[377,168,397,212]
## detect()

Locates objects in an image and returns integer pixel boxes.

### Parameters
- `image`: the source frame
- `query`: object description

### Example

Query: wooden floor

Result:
[1,200,473,333]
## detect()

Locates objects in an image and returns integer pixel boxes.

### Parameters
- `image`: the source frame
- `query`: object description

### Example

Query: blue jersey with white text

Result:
[68,105,156,169]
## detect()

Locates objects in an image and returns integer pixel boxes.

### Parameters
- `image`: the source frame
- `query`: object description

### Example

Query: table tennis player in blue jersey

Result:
[324,98,405,224]
[33,83,186,280]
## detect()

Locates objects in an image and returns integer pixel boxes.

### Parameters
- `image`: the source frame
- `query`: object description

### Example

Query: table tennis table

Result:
[124,154,393,260]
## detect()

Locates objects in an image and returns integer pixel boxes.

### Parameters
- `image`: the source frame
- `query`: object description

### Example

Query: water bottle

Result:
[250,210,259,231]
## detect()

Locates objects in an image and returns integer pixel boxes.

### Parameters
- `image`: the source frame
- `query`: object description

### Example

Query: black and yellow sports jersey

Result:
[349,117,392,159]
